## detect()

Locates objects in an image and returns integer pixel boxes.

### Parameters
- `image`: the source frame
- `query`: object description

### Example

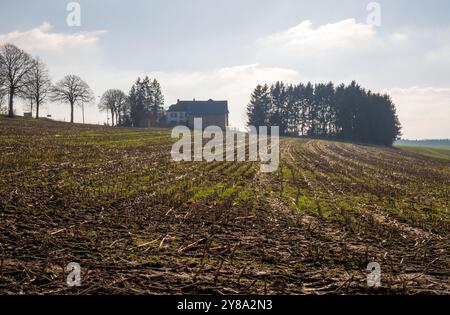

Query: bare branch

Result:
[20,57,52,118]
[51,74,94,123]
[0,43,34,117]
[98,89,127,126]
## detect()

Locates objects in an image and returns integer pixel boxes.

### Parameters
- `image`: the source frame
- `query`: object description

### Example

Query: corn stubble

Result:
[0,118,448,294]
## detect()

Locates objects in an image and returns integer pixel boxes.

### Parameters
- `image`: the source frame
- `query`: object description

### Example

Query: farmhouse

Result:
[167,99,229,129]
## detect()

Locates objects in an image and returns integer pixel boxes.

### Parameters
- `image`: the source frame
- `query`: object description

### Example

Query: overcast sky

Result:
[0,0,449,139]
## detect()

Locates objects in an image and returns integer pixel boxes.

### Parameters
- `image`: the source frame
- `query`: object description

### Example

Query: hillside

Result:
[0,117,448,294]
[395,139,450,148]
[396,145,450,161]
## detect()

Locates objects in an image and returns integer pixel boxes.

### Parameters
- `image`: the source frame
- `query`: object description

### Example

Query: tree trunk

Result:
[8,88,14,117]
[70,102,74,123]
[110,109,115,127]
[36,100,40,119]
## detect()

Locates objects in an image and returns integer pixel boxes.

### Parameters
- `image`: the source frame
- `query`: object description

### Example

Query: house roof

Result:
[168,99,228,114]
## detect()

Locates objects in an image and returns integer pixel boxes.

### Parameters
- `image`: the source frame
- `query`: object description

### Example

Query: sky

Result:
[0,0,449,139]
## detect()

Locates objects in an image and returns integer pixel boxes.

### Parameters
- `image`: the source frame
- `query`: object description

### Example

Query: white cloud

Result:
[390,32,408,44]
[0,22,106,53]
[140,64,301,128]
[426,44,450,65]
[217,64,298,81]
[14,63,300,128]
[257,19,376,54]
[383,87,450,139]
[254,19,387,84]
[3,21,449,138]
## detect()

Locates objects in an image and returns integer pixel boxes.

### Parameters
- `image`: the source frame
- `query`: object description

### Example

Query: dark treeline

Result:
[247,81,402,145]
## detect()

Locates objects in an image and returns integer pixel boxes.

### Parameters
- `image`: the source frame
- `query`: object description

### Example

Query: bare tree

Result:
[21,57,52,119]
[0,43,35,117]
[98,89,127,126]
[0,90,6,114]
[51,75,94,123]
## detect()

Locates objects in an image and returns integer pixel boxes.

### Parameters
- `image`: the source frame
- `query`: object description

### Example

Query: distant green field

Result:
[395,145,450,160]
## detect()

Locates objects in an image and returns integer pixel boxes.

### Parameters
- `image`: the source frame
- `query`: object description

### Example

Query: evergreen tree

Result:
[270,81,288,135]
[285,84,298,136]
[128,76,164,127]
[246,80,402,145]
[129,78,145,127]
[150,79,164,123]
[247,84,271,127]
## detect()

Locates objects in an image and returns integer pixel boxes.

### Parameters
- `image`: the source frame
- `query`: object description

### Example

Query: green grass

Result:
[1,117,449,294]
[395,145,450,160]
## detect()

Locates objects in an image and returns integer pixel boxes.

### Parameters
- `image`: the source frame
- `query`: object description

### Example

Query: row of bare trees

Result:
[98,89,127,126]
[1,43,165,126]
[0,43,94,122]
